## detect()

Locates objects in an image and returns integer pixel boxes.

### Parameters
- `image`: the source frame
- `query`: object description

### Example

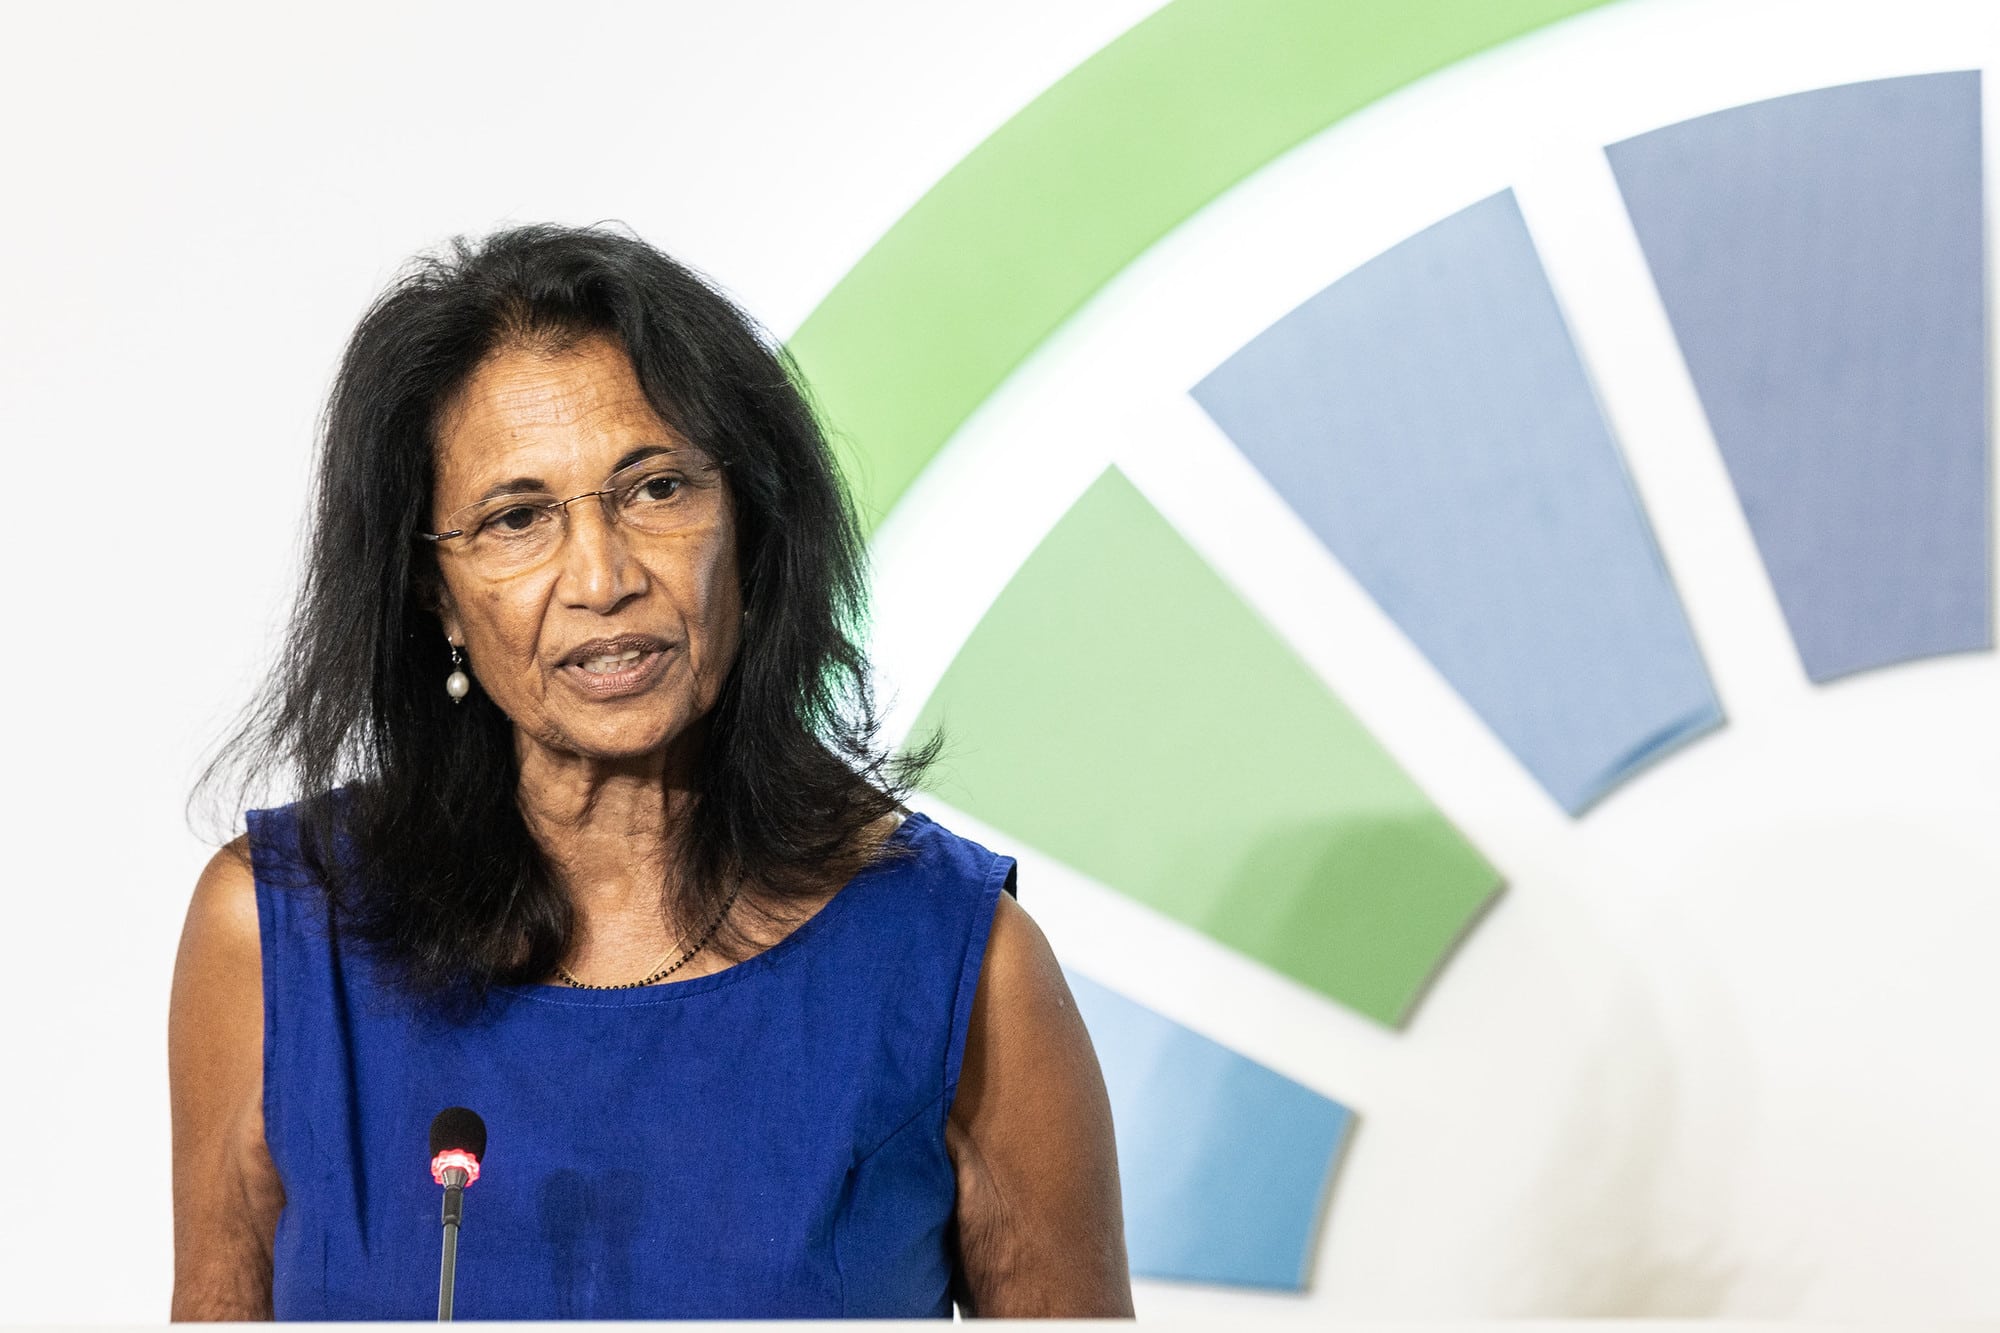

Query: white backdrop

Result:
[1,0,1996,1323]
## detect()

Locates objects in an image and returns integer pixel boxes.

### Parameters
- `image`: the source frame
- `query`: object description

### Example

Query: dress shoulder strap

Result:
[830,811,1017,1110]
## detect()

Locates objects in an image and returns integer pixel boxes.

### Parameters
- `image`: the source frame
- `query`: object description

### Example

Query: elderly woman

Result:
[169,226,1131,1320]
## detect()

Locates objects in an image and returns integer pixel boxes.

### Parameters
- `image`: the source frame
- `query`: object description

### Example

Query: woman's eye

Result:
[482,505,549,535]
[635,475,684,502]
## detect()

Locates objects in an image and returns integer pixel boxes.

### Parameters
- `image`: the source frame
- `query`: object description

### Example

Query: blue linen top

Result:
[247,796,1015,1320]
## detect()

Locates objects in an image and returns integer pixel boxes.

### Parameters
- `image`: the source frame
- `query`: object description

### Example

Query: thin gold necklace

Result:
[554,884,743,990]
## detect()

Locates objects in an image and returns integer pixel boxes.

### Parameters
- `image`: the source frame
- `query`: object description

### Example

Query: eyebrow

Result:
[464,444,681,505]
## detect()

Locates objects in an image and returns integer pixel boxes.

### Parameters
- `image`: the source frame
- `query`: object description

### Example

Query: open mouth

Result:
[561,645,671,696]
[576,647,648,675]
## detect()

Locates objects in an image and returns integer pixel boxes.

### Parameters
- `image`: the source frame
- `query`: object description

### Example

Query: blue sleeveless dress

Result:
[247,797,1015,1320]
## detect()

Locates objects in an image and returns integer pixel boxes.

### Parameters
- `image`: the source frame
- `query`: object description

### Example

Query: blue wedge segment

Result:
[1608,73,1990,682]
[1194,189,1721,813]
[1067,971,1352,1290]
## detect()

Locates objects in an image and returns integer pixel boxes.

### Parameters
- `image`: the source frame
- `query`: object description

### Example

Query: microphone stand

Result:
[437,1164,469,1321]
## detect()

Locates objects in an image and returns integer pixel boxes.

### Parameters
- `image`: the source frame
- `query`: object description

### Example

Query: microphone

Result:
[428,1107,487,1321]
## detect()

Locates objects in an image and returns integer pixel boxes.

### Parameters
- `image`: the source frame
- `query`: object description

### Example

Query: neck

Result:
[511,725,702,920]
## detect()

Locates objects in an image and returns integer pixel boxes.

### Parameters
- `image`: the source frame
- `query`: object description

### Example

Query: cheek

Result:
[457,581,557,683]
[668,541,742,662]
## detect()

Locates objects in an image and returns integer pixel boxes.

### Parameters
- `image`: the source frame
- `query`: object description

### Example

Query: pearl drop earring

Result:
[446,643,470,703]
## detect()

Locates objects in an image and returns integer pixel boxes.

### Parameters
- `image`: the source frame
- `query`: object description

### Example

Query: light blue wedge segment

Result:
[1608,72,1990,682]
[1067,971,1353,1290]
[1192,189,1721,814]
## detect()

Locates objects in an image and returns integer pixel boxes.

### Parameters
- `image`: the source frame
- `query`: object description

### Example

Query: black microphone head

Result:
[430,1106,487,1161]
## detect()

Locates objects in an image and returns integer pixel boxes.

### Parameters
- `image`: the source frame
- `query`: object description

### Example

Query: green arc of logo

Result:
[786,0,1624,532]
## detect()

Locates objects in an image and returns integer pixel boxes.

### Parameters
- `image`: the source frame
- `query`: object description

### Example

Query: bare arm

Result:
[947,891,1133,1317]
[168,836,284,1320]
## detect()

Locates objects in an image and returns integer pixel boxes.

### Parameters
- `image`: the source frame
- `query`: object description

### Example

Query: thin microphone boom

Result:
[428,1107,487,1321]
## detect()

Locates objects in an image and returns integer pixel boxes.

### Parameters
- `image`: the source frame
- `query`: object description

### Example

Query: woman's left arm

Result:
[947,891,1134,1317]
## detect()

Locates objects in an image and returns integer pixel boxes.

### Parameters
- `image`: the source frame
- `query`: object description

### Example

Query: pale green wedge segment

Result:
[913,470,1499,1027]
[788,0,1624,530]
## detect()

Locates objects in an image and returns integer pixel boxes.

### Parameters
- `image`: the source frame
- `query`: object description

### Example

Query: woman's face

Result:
[427,334,741,770]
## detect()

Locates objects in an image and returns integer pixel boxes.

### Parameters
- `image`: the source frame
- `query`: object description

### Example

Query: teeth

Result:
[579,648,645,674]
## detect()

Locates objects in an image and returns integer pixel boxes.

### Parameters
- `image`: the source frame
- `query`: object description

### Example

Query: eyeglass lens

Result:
[445,458,719,576]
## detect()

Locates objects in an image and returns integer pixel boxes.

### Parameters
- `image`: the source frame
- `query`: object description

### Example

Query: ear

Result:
[438,597,464,649]
[423,572,464,647]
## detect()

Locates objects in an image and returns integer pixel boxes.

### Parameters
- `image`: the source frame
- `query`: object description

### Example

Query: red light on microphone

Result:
[430,1148,481,1186]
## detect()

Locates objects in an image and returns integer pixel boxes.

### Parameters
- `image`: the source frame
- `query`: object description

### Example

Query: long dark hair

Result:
[190,223,935,1000]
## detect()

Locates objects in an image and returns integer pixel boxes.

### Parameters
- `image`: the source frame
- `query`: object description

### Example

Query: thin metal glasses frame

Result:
[416,457,719,546]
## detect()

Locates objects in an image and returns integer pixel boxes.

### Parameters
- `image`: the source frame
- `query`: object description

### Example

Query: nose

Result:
[553,495,649,613]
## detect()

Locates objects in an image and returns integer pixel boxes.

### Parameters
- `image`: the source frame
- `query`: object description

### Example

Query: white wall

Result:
[1,0,1995,1322]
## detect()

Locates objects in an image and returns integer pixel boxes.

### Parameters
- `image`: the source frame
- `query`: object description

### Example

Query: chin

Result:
[582,728,680,758]
[579,716,698,759]
[515,714,675,764]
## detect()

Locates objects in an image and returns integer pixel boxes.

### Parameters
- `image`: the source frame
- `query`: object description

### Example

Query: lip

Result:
[558,633,672,667]
[559,642,674,699]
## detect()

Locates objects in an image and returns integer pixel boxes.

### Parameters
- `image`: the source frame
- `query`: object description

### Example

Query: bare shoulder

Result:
[170,834,264,1102]
[947,890,1133,1316]
[951,893,1098,1128]
[965,892,1070,1036]
[182,834,259,949]
[169,832,283,1320]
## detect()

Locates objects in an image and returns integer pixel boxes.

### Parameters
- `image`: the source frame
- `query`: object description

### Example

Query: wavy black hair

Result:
[190,223,935,1000]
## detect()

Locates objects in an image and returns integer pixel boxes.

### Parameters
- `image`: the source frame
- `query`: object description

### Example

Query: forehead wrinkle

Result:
[455,352,629,447]
[434,340,680,505]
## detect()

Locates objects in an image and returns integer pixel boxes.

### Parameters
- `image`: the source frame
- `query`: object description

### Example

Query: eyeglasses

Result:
[418,454,724,579]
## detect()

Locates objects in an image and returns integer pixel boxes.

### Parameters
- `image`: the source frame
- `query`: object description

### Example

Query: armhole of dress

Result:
[943,856,1015,1113]
[244,808,282,1166]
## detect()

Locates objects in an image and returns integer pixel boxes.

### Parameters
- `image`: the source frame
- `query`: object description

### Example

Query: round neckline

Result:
[498,810,929,1007]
